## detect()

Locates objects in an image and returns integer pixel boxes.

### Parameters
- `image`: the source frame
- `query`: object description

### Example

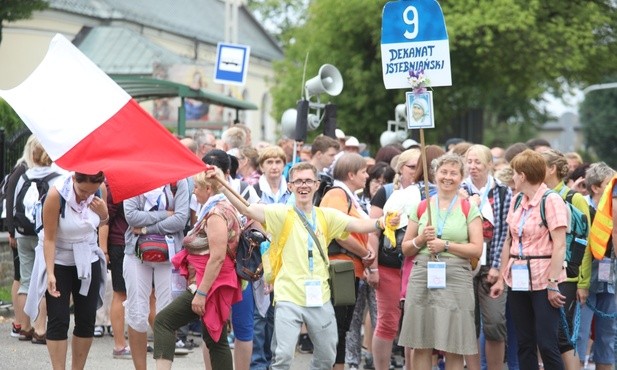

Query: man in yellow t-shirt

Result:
[211,162,384,370]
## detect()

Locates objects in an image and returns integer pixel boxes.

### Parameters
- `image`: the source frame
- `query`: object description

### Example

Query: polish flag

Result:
[0,34,207,202]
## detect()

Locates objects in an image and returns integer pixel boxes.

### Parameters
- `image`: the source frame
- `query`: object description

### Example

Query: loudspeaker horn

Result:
[395,104,407,122]
[305,64,343,99]
[281,108,297,138]
[281,108,321,139]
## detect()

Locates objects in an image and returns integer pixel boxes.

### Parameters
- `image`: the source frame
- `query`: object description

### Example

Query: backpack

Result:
[0,162,27,220]
[34,186,102,234]
[317,186,353,256]
[14,172,61,235]
[416,197,478,269]
[513,190,589,278]
[313,172,335,207]
[377,183,403,268]
[235,219,269,281]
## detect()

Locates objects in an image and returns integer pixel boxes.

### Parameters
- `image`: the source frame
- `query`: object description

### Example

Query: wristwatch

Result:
[141,227,147,235]
[444,241,450,252]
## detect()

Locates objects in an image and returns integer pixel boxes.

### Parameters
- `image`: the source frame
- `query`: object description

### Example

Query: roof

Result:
[49,0,284,61]
[77,27,192,74]
[111,75,258,110]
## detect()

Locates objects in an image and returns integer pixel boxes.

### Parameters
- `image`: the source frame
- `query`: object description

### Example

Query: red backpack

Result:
[416,197,478,269]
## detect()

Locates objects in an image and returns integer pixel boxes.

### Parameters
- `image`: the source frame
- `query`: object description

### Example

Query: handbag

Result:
[377,227,406,268]
[136,234,170,262]
[294,208,356,306]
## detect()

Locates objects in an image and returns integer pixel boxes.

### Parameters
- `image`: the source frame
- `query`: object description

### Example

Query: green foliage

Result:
[0,100,25,136]
[581,84,617,167]
[0,0,48,45]
[0,285,10,302]
[268,0,617,149]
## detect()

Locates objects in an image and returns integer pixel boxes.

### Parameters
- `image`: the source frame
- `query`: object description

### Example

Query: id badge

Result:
[171,268,187,294]
[598,258,613,282]
[511,264,530,291]
[304,280,323,307]
[165,235,176,260]
[480,241,488,266]
[427,261,446,289]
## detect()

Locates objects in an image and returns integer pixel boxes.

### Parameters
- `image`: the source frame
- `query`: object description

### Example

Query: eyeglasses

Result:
[290,179,318,187]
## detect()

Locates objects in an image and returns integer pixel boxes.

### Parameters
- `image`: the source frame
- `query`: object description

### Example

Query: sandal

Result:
[94,326,105,338]
[31,331,46,345]
[18,328,34,341]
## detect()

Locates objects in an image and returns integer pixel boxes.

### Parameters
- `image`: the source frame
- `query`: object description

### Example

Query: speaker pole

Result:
[295,99,309,142]
[322,103,337,138]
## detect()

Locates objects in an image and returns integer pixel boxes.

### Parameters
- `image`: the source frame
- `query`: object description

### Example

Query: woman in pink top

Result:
[490,149,568,370]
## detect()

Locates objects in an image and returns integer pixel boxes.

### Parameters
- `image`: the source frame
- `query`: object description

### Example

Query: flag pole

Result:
[214,175,250,207]
[419,128,432,225]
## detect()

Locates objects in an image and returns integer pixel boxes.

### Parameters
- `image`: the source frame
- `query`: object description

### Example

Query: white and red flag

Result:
[0,34,206,202]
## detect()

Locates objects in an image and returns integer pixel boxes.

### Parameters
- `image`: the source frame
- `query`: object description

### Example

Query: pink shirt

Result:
[503,184,567,290]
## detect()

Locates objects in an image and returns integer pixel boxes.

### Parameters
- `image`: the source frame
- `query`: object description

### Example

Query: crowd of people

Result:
[4,126,617,370]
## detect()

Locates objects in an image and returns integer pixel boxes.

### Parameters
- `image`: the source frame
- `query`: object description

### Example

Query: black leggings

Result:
[46,262,101,340]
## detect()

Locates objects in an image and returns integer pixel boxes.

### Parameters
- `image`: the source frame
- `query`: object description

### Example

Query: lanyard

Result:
[517,207,532,257]
[478,177,493,211]
[295,206,317,273]
[435,195,458,238]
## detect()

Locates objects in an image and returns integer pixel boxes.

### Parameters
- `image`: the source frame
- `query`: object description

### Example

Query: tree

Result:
[0,100,25,136]
[267,0,617,149]
[246,0,309,45]
[580,84,617,167]
[0,0,48,46]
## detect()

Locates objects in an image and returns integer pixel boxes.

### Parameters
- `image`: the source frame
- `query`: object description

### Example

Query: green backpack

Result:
[513,189,589,278]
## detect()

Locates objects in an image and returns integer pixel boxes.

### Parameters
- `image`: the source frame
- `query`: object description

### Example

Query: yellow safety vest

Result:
[589,175,617,259]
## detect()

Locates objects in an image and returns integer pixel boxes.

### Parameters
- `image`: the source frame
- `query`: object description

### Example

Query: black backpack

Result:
[14,172,61,235]
[34,187,102,234]
[0,162,27,223]
[235,219,269,281]
[313,172,336,207]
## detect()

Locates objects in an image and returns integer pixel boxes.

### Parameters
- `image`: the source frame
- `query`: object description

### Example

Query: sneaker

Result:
[174,339,192,355]
[107,326,113,337]
[349,364,359,370]
[363,355,375,370]
[94,326,105,338]
[18,328,34,341]
[31,331,46,345]
[10,323,21,338]
[112,346,131,359]
[297,333,313,354]
[146,345,154,353]
[391,356,404,368]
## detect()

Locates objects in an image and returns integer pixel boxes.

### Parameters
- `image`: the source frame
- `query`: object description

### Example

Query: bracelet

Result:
[195,289,208,297]
[369,268,379,273]
[548,277,559,283]
[547,287,560,293]
[412,238,421,250]
[100,215,109,224]
[374,218,384,231]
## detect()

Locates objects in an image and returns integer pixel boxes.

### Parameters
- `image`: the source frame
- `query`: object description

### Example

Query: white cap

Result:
[402,139,420,149]
[345,136,360,147]
[335,128,346,139]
